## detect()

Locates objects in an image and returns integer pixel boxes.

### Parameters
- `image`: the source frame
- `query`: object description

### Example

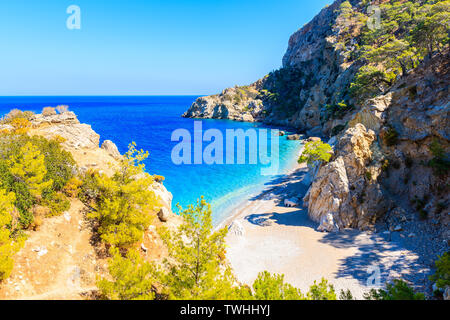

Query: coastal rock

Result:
[34,123,100,150]
[31,111,80,126]
[287,134,302,141]
[349,92,392,133]
[30,112,100,150]
[305,124,387,232]
[101,140,121,159]
[182,83,266,122]
[157,207,170,223]
[152,181,173,211]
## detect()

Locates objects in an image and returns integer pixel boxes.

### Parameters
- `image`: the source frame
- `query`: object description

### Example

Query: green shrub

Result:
[306,278,337,300]
[1,109,35,124]
[383,126,399,146]
[430,252,450,291]
[252,271,304,300]
[364,279,425,300]
[331,124,346,136]
[30,136,76,191]
[298,140,333,167]
[428,139,449,177]
[98,248,155,300]
[0,161,34,228]
[324,101,352,120]
[42,192,70,217]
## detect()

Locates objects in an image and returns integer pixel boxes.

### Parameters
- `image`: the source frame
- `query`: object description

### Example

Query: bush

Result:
[63,176,83,198]
[430,252,450,291]
[42,107,56,116]
[1,109,34,124]
[324,101,352,120]
[0,189,23,282]
[383,126,399,146]
[31,136,76,191]
[87,143,158,248]
[98,248,155,300]
[298,140,333,167]
[252,271,304,300]
[0,161,34,228]
[157,197,239,300]
[10,118,32,134]
[306,278,337,300]
[42,192,70,217]
[0,134,76,227]
[8,142,53,198]
[364,279,425,300]
[428,139,449,177]
[153,175,165,183]
[56,105,69,114]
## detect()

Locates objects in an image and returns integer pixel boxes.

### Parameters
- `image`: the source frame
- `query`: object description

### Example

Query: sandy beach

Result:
[224,164,431,299]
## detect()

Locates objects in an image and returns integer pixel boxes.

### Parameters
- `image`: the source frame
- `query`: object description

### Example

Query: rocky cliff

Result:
[183,0,450,237]
[29,111,176,221]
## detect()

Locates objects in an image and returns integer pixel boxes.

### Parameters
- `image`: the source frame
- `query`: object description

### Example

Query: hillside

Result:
[0,110,180,299]
[183,0,450,238]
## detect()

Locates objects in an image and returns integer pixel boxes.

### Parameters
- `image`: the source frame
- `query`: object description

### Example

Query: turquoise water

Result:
[0,96,301,224]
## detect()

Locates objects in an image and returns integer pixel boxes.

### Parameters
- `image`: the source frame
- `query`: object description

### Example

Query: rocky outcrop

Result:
[29,111,177,223]
[31,112,100,150]
[182,0,449,238]
[101,140,121,160]
[183,0,361,135]
[304,124,388,232]
[182,83,266,122]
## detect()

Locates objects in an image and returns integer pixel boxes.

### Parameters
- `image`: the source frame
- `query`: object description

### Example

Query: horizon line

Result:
[0,94,205,97]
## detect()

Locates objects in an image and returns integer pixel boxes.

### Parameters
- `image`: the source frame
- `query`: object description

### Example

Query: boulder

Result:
[305,124,387,232]
[157,207,170,222]
[101,140,121,159]
[287,134,302,140]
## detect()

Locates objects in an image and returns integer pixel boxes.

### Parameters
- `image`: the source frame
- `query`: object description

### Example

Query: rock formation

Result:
[182,0,450,238]
[303,124,387,231]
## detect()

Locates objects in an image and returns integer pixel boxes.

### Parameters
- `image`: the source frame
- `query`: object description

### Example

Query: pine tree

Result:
[157,197,242,300]
[252,271,304,300]
[98,248,155,300]
[88,143,158,248]
[0,189,22,281]
[9,142,53,198]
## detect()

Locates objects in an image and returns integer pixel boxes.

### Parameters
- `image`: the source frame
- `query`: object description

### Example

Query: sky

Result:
[0,0,332,95]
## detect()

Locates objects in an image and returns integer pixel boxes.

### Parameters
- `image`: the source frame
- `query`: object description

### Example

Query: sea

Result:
[0,96,302,225]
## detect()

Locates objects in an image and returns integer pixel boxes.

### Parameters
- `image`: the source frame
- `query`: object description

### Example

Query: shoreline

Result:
[215,141,305,231]
[223,157,432,299]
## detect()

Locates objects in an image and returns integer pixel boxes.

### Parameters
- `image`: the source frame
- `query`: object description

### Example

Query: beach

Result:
[224,164,431,299]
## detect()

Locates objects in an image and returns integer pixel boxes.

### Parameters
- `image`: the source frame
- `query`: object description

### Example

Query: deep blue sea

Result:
[0,96,301,224]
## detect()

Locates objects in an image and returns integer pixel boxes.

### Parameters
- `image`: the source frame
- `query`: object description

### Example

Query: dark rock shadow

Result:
[319,230,432,292]
[245,208,317,229]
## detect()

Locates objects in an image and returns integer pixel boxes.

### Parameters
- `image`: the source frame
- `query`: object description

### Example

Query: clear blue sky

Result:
[0,0,331,95]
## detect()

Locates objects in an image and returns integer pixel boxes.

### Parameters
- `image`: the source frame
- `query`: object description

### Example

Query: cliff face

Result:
[183,0,450,236]
[183,0,361,135]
